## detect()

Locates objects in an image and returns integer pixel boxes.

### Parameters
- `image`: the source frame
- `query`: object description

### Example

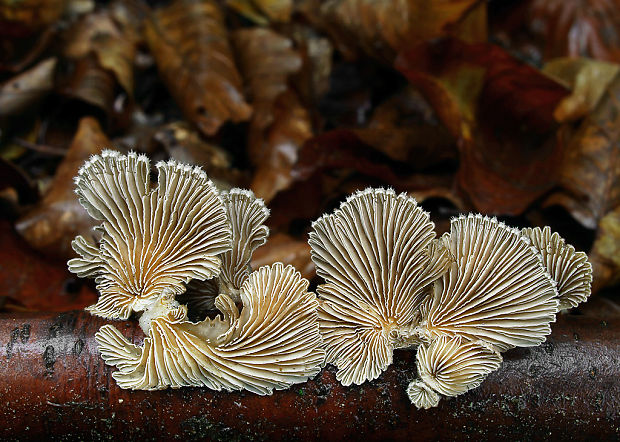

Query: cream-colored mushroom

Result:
[418,214,559,352]
[522,226,592,310]
[95,263,325,393]
[68,150,232,320]
[408,335,502,409]
[180,189,270,313]
[309,188,451,386]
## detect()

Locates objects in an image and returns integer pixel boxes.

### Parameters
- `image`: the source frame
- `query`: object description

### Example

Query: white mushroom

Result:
[418,214,559,352]
[309,188,451,386]
[522,226,592,310]
[68,150,232,320]
[408,335,502,408]
[95,263,325,393]
[180,189,270,313]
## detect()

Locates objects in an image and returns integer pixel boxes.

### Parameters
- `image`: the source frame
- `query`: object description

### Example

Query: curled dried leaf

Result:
[96,263,325,394]
[419,214,559,352]
[68,150,232,320]
[523,226,592,310]
[309,188,451,386]
[0,57,57,117]
[145,0,252,136]
[227,0,292,24]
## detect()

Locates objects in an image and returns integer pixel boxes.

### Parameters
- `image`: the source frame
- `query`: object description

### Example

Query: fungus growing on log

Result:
[69,151,324,393]
[522,226,592,310]
[309,188,451,386]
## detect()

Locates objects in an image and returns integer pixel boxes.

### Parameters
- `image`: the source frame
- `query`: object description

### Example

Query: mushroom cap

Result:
[415,335,502,399]
[406,379,440,410]
[421,214,559,352]
[309,188,451,386]
[522,226,592,310]
[68,150,232,320]
[95,263,325,394]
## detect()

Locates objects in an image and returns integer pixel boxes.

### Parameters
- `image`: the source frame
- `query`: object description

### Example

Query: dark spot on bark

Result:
[73,339,84,357]
[589,367,597,379]
[20,324,30,344]
[49,323,62,339]
[6,328,19,359]
[181,415,245,442]
[43,346,56,374]
[62,278,82,295]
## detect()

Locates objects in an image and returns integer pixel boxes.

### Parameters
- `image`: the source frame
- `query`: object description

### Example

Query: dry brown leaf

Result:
[299,0,486,62]
[63,8,139,96]
[396,39,570,215]
[145,0,252,136]
[227,0,292,24]
[61,54,116,113]
[15,117,109,259]
[0,57,57,117]
[543,58,620,123]
[251,232,315,281]
[0,0,67,32]
[233,28,312,203]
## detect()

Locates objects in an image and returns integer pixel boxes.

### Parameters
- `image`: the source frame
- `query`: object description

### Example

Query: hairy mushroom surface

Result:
[418,214,560,352]
[68,150,232,320]
[180,189,270,314]
[522,226,592,310]
[309,188,451,386]
[95,263,325,393]
[409,335,502,409]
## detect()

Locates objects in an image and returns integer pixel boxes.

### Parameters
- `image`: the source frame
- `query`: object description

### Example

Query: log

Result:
[1,310,619,441]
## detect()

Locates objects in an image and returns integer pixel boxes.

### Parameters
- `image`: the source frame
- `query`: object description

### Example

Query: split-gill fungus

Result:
[68,154,592,405]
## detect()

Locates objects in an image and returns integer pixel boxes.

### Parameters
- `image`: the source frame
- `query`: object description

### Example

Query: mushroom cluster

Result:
[69,153,592,405]
[69,151,324,393]
[309,189,592,408]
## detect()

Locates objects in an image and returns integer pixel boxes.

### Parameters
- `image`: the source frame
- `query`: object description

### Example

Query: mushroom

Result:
[408,335,502,409]
[179,189,270,314]
[417,214,559,352]
[95,263,326,393]
[522,226,592,310]
[309,188,451,386]
[68,150,232,320]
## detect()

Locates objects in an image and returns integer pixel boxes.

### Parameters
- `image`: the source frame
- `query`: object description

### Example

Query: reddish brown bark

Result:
[1,310,619,440]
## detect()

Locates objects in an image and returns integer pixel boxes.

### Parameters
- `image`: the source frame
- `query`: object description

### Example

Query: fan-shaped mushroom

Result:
[180,189,270,314]
[309,188,451,386]
[417,214,559,351]
[68,150,232,320]
[408,335,502,409]
[522,226,592,310]
[96,263,325,393]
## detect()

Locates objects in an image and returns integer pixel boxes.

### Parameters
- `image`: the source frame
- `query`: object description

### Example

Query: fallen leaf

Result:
[396,38,570,215]
[226,0,292,24]
[290,26,333,106]
[0,57,57,117]
[0,0,66,32]
[300,0,486,62]
[61,54,117,114]
[251,232,315,281]
[543,57,620,122]
[15,116,109,259]
[145,0,252,136]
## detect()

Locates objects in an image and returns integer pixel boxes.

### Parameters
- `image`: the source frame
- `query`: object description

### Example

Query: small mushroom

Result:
[95,263,325,393]
[180,189,270,314]
[68,150,232,319]
[418,214,559,352]
[522,226,592,310]
[408,335,502,409]
[309,188,451,386]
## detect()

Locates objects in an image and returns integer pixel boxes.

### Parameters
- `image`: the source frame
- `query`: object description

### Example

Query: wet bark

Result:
[1,310,619,441]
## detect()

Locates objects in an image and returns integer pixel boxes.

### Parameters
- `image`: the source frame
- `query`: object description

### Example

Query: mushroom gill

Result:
[96,263,325,393]
[309,188,451,386]
[418,214,560,352]
[522,226,592,310]
[180,189,270,314]
[408,335,502,409]
[68,150,232,320]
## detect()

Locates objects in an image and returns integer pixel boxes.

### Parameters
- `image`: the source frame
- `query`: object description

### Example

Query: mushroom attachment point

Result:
[309,188,451,386]
[522,226,592,310]
[95,263,325,393]
[67,150,232,320]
